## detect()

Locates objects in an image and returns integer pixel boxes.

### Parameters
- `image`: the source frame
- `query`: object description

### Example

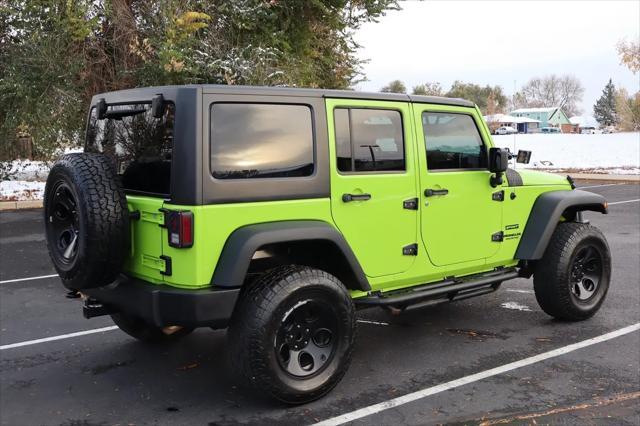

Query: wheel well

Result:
[561,203,606,221]
[246,240,363,291]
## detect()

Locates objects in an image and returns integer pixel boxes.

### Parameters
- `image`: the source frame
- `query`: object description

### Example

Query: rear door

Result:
[85,101,175,283]
[414,105,502,266]
[327,99,418,277]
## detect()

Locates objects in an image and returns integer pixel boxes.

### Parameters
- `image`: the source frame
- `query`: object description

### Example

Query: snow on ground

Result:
[492,132,640,174]
[1,159,51,181]
[0,180,45,201]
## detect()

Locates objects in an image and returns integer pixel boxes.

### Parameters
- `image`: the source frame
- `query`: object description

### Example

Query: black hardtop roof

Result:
[92,84,476,108]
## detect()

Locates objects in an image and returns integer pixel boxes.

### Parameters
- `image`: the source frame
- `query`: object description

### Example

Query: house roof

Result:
[569,115,598,127]
[511,107,559,114]
[484,114,541,124]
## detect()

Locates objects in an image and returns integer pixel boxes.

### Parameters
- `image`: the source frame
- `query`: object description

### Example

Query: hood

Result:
[515,169,572,187]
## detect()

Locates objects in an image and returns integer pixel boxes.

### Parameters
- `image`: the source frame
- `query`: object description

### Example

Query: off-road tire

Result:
[111,313,194,343]
[227,265,356,404]
[44,153,129,290]
[534,222,611,321]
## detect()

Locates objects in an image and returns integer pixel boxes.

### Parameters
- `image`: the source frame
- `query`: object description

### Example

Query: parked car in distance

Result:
[602,126,617,134]
[580,127,598,134]
[494,126,517,135]
[540,127,561,134]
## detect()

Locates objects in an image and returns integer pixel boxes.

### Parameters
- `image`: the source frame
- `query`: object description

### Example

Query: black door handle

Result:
[342,193,372,202]
[424,188,449,197]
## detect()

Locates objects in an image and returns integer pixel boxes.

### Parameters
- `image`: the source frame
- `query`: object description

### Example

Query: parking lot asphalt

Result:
[1,182,639,426]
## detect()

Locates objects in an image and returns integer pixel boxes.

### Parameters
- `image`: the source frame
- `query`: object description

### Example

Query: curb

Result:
[0,200,43,211]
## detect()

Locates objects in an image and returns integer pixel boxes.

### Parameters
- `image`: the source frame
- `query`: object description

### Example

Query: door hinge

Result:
[142,254,172,276]
[491,231,504,242]
[160,255,172,276]
[492,190,505,202]
[403,198,419,210]
[402,243,418,256]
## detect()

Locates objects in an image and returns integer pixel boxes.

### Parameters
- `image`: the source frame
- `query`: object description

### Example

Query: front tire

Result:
[227,266,356,404]
[534,223,611,321]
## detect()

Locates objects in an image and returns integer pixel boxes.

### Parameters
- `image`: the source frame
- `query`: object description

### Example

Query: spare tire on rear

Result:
[44,153,129,290]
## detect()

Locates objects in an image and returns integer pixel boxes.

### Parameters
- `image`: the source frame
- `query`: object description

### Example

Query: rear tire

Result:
[534,222,611,321]
[44,153,129,290]
[227,265,356,404]
[111,313,194,343]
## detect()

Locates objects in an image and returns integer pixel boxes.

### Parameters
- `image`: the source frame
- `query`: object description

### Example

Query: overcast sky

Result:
[354,1,640,116]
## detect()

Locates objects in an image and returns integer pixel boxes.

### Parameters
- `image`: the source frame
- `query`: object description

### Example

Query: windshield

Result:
[85,102,175,196]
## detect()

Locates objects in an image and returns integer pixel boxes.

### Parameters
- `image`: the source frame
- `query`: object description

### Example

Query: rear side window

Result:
[210,103,314,179]
[334,108,405,173]
[422,112,487,170]
[86,103,175,196]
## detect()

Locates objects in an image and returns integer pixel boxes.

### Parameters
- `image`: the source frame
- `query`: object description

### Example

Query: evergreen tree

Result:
[593,79,618,127]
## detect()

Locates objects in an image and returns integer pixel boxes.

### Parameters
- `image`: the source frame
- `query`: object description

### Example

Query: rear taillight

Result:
[164,210,193,248]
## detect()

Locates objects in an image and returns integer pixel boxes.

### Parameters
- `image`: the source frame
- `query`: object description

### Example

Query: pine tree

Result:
[593,79,618,127]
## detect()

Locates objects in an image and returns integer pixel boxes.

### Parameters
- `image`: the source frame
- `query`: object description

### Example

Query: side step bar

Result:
[355,268,520,309]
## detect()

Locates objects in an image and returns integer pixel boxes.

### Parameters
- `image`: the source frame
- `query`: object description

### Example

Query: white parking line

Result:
[0,326,118,350]
[506,289,534,294]
[314,323,640,426]
[578,183,626,189]
[608,199,640,205]
[0,274,58,284]
[357,319,389,326]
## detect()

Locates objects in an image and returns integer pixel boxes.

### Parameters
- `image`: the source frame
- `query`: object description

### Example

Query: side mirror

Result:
[489,147,509,187]
[516,150,532,164]
[151,94,166,118]
[489,147,509,173]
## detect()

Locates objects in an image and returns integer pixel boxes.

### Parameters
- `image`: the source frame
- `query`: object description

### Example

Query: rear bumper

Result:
[84,275,240,328]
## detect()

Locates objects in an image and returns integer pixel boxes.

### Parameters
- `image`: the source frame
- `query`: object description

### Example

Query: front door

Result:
[415,106,502,266]
[327,99,418,278]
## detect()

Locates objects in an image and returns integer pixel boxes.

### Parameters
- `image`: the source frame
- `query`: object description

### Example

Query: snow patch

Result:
[0,180,46,201]
[500,302,532,312]
[1,160,51,181]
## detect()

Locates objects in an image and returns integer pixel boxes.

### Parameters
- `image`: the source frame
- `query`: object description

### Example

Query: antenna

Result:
[513,79,517,169]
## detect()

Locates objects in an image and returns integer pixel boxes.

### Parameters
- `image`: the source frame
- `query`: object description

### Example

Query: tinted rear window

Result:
[86,103,175,196]
[210,103,314,179]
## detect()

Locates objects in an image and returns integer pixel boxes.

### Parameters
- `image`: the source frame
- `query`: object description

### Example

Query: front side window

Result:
[86,102,175,195]
[422,112,487,170]
[210,103,314,179]
[334,108,404,173]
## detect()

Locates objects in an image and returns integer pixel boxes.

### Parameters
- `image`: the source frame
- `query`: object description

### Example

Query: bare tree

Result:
[515,74,584,116]
[617,38,640,74]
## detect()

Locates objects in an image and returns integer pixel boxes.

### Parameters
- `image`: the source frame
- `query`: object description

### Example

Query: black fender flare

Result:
[211,220,370,291]
[515,190,608,260]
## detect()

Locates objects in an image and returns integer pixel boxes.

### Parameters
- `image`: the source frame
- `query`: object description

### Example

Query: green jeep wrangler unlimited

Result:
[44,85,611,404]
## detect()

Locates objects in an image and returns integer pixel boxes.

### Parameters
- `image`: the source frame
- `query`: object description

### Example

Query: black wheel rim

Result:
[47,182,80,265]
[275,299,338,378]
[570,245,603,301]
